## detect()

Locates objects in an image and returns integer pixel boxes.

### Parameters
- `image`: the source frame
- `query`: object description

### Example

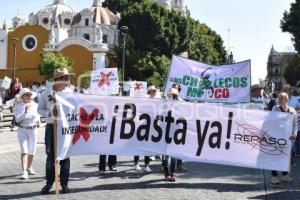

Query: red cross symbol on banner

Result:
[72,107,99,145]
[98,72,112,88]
[134,83,142,91]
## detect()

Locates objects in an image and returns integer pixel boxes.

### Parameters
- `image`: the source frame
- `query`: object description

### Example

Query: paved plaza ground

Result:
[0,127,299,200]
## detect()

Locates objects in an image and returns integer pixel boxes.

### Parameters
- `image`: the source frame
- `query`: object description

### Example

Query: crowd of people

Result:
[1,68,299,194]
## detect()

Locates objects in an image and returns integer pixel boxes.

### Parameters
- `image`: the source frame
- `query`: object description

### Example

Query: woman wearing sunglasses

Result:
[14,88,40,179]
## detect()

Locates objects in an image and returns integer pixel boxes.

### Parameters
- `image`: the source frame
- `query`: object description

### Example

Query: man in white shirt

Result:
[38,68,73,194]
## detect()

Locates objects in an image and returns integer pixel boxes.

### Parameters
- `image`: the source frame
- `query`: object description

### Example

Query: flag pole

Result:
[53,94,59,194]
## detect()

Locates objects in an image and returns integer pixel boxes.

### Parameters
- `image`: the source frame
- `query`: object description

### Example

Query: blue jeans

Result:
[45,124,70,186]
[162,155,177,175]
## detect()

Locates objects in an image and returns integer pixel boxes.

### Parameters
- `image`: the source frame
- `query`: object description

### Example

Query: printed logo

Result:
[98,72,113,88]
[233,122,288,155]
[134,83,143,91]
[72,108,99,145]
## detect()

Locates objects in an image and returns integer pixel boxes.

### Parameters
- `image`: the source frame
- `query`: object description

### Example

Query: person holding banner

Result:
[162,88,179,181]
[282,84,300,160]
[38,68,73,194]
[98,155,117,174]
[15,88,40,179]
[271,92,297,184]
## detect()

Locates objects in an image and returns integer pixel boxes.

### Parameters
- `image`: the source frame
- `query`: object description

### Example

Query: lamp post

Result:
[12,38,19,79]
[120,26,128,85]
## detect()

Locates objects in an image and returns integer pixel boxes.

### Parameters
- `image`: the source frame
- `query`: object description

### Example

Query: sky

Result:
[0,0,295,84]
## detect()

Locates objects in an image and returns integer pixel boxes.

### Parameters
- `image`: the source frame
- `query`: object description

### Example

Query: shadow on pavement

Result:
[249,191,300,200]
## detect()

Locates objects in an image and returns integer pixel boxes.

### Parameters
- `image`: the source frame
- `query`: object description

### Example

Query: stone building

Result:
[266,46,296,92]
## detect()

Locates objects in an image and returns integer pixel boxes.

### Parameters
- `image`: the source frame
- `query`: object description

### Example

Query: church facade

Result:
[0,0,188,85]
[0,0,119,84]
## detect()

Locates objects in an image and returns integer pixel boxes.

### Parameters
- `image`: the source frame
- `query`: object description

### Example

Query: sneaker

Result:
[176,164,187,173]
[27,168,36,175]
[109,165,117,171]
[149,156,156,161]
[271,176,280,184]
[144,166,152,173]
[21,171,28,179]
[281,174,293,182]
[134,164,142,171]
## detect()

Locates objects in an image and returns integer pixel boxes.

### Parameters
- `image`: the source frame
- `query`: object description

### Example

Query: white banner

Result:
[90,68,119,95]
[164,55,251,103]
[127,81,147,97]
[1,76,11,89]
[56,93,293,171]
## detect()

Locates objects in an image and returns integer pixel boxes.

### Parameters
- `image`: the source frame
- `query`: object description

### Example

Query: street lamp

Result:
[120,26,128,85]
[12,37,19,79]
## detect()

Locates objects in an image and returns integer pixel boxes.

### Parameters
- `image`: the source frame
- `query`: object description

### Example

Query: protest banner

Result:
[164,55,251,103]
[90,68,119,95]
[0,76,12,89]
[127,81,147,97]
[55,93,293,171]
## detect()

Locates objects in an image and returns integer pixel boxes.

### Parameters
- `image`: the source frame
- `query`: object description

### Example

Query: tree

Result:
[104,0,227,87]
[284,54,300,86]
[281,0,300,52]
[39,52,73,80]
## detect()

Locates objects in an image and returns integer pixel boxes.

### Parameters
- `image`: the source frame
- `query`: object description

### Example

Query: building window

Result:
[85,18,89,26]
[103,34,108,43]
[22,34,38,52]
[64,18,71,25]
[43,18,49,25]
[84,34,90,41]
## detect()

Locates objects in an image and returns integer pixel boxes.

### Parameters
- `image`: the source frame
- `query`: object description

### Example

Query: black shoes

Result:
[41,184,52,194]
[61,185,70,194]
[41,184,70,194]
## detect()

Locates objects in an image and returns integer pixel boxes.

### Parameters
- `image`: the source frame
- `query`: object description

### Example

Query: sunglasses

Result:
[24,93,32,96]
[54,75,69,81]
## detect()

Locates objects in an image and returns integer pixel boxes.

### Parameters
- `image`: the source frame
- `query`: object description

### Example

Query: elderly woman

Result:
[15,88,40,179]
[271,92,297,184]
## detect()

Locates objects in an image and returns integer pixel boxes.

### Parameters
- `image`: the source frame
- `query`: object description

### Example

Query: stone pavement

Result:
[0,128,299,200]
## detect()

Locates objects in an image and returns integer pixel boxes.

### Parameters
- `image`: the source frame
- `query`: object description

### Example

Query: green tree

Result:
[284,54,300,86]
[281,1,300,84]
[104,0,226,87]
[39,52,73,80]
[281,0,300,52]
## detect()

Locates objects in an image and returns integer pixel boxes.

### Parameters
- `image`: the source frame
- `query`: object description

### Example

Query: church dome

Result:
[71,0,117,26]
[33,0,75,29]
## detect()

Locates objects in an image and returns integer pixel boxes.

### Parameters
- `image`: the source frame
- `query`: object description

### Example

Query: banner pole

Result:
[53,95,59,194]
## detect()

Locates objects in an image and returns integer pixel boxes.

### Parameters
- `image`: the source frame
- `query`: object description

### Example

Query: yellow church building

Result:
[0,0,119,85]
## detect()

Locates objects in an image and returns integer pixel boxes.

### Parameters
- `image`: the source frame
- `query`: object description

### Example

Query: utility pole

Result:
[12,38,19,79]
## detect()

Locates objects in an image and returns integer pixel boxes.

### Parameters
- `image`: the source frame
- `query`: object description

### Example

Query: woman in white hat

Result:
[15,88,40,179]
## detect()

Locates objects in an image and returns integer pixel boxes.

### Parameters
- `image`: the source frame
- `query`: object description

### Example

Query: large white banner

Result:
[90,68,119,95]
[56,93,293,171]
[164,55,251,103]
